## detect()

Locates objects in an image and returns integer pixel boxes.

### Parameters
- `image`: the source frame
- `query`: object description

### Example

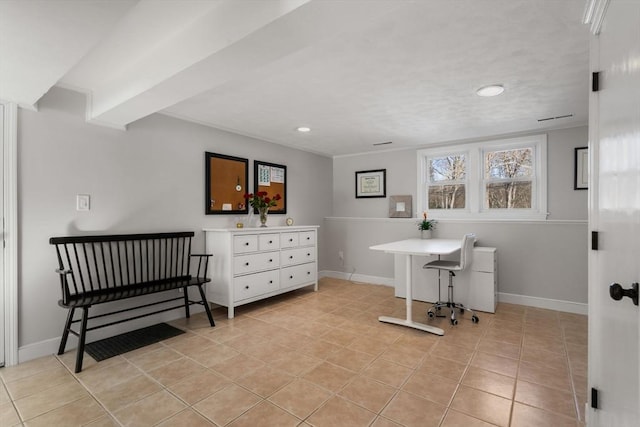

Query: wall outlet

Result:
[76,194,90,211]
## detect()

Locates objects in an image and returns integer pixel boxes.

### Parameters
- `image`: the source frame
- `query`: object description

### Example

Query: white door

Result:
[0,103,4,367]
[587,0,640,425]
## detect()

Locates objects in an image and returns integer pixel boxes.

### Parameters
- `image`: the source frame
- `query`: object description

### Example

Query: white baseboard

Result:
[319,270,394,287]
[320,271,587,315]
[18,306,205,364]
[498,292,588,315]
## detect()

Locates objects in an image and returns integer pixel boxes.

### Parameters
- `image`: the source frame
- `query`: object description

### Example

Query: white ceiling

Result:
[0,0,589,157]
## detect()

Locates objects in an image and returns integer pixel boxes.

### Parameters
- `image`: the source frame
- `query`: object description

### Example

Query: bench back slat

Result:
[51,232,195,302]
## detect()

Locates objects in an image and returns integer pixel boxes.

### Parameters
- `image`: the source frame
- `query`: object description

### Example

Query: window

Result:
[417,135,547,219]
[427,154,466,209]
[484,147,533,209]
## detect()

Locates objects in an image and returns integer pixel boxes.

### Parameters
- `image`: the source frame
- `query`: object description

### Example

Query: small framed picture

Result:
[574,146,588,190]
[389,195,412,218]
[355,169,386,198]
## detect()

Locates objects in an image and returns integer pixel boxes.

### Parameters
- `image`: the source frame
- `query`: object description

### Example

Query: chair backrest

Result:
[50,232,194,301]
[458,233,476,271]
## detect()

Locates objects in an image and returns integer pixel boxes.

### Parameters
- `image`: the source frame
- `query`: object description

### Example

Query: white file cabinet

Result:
[394,246,497,313]
[204,226,318,318]
[469,247,497,313]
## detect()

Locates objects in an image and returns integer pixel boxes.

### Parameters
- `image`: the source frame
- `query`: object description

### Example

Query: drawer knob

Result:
[307,253,310,256]
[289,275,293,279]
[269,240,273,244]
[269,259,273,262]
[289,255,293,259]
[245,285,249,289]
[306,237,310,240]
[269,280,273,284]
[289,238,293,242]
[245,262,250,266]
[307,271,311,275]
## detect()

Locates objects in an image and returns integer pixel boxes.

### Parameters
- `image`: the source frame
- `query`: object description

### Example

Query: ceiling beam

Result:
[83,0,399,128]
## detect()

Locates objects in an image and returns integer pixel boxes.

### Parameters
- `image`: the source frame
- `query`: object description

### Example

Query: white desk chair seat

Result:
[423,233,479,325]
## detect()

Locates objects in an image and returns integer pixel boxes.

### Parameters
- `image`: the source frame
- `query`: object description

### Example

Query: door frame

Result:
[2,102,18,367]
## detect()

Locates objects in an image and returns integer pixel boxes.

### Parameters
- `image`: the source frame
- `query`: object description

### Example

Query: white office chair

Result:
[423,233,479,325]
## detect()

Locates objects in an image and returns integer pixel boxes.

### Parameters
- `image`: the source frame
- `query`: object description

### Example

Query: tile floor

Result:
[0,277,588,426]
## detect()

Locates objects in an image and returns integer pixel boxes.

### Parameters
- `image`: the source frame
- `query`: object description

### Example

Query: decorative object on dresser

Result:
[204,226,319,318]
[244,191,282,227]
[389,195,412,218]
[205,152,249,215]
[49,231,215,373]
[254,160,287,214]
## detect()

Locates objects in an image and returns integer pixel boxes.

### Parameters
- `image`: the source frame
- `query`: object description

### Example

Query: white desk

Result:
[369,238,462,335]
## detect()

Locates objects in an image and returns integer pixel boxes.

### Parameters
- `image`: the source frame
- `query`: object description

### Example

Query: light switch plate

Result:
[77,194,90,211]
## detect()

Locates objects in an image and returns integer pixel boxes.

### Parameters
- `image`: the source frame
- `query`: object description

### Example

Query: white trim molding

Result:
[319,272,587,316]
[3,102,18,366]
[319,270,395,287]
[498,292,587,315]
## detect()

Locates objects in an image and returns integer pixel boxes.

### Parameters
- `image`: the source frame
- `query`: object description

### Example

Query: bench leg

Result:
[197,285,215,327]
[58,307,75,355]
[75,307,89,373]
[183,288,191,319]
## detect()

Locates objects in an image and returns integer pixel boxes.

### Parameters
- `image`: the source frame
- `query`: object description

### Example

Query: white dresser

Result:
[204,226,319,318]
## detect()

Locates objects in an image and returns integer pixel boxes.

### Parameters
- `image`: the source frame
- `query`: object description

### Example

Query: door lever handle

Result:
[609,282,639,306]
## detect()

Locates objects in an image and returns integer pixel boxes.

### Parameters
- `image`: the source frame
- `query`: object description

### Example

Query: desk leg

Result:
[378,254,444,336]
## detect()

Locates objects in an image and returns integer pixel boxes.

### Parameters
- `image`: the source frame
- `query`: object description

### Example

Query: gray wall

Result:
[332,126,588,220]
[326,126,588,305]
[18,87,333,350]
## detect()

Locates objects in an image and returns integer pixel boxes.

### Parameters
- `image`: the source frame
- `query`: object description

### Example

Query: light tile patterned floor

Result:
[0,277,588,426]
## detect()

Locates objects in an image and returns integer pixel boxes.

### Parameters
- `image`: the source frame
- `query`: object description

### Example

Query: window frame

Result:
[424,151,469,211]
[417,134,547,220]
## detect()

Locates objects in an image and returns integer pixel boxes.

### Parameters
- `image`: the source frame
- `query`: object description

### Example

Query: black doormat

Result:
[85,323,185,362]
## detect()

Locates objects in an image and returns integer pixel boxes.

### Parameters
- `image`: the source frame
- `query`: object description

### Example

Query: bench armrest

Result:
[190,254,212,278]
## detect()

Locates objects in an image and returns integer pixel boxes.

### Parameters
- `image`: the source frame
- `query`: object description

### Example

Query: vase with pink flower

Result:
[244,191,282,227]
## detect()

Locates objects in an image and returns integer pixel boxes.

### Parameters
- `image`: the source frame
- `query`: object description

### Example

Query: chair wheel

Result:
[451,318,458,325]
[427,311,435,319]
[471,315,479,323]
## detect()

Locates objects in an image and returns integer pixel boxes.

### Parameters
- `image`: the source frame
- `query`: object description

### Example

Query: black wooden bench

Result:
[50,231,215,372]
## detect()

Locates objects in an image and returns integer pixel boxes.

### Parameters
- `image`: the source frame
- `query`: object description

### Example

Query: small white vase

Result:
[421,230,432,239]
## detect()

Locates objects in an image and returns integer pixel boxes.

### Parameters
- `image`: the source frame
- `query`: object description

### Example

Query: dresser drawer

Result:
[234,270,280,301]
[281,232,299,248]
[299,231,315,246]
[259,234,280,251]
[281,247,315,267]
[234,235,258,254]
[234,252,279,275]
[281,262,317,289]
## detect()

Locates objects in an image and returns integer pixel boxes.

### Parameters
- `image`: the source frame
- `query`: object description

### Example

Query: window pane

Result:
[486,182,532,208]
[428,184,466,209]
[485,148,532,179]
[429,155,465,182]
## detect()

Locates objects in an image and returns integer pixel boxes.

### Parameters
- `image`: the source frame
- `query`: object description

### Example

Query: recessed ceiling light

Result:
[476,84,505,97]
[296,126,311,132]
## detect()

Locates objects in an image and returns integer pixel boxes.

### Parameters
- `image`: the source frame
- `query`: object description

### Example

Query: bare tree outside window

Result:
[484,148,533,209]
[427,155,466,209]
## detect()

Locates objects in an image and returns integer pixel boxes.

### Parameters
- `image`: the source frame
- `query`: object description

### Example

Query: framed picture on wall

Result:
[574,146,588,190]
[355,169,386,198]
[253,160,287,213]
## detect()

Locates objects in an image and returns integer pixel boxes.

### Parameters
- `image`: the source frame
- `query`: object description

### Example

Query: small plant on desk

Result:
[417,212,437,231]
